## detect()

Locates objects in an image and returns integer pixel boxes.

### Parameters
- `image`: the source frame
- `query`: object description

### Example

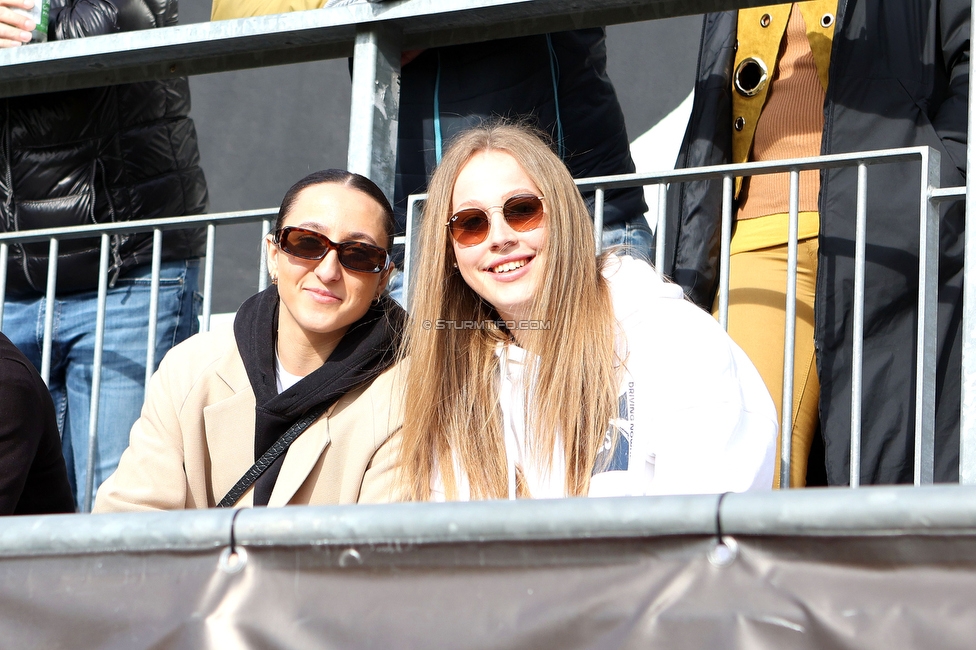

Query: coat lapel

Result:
[201,335,337,508]
[267,413,332,507]
[205,345,258,507]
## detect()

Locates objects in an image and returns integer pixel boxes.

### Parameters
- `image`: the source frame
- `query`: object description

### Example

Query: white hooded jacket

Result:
[433,256,778,500]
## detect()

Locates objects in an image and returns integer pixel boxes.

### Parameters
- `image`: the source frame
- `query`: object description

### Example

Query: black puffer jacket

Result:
[666,1,968,484]
[395,29,645,239]
[0,0,208,297]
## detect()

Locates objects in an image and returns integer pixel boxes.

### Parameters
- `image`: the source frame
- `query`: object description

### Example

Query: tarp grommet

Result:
[708,536,738,568]
[219,545,248,574]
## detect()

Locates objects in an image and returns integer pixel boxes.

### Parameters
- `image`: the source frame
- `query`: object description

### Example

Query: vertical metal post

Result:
[40,238,59,385]
[780,170,800,489]
[403,194,424,311]
[0,242,7,329]
[84,233,111,513]
[144,229,162,395]
[201,224,216,333]
[594,188,605,253]
[347,24,403,203]
[850,163,868,488]
[655,182,667,278]
[961,0,976,484]
[259,219,272,292]
[717,175,734,330]
[915,148,940,485]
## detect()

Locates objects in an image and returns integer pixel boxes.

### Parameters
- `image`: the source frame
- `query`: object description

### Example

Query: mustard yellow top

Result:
[732,1,837,178]
[731,1,837,254]
[211,0,329,21]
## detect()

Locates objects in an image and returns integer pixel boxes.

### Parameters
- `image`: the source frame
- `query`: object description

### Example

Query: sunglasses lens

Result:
[447,195,544,246]
[449,210,491,246]
[337,241,389,273]
[277,227,387,273]
[279,228,329,259]
[503,195,545,232]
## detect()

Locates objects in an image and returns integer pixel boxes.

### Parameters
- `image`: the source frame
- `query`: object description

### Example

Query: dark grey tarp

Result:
[2,486,976,649]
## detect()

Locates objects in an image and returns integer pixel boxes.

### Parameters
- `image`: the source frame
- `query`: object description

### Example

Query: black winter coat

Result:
[0,0,208,297]
[0,332,74,515]
[395,29,646,237]
[665,1,969,485]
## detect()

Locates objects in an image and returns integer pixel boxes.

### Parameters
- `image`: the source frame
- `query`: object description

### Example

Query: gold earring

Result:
[271,275,278,285]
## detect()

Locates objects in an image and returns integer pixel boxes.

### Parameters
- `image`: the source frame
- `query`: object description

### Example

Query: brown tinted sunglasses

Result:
[446,194,545,247]
[275,226,390,273]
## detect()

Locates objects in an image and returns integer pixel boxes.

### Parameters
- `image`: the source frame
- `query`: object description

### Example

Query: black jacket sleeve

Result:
[931,0,969,178]
[663,11,737,309]
[49,0,176,40]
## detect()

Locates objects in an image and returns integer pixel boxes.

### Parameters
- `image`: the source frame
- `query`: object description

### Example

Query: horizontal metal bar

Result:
[0,208,277,245]
[0,0,773,98]
[720,485,976,537]
[0,510,236,558]
[0,148,953,247]
[6,486,976,558]
[575,146,946,192]
[234,495,722,548]
[930,187,967,200]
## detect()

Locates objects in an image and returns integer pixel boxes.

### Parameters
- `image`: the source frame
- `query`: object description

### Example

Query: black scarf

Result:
[234,286,406,506]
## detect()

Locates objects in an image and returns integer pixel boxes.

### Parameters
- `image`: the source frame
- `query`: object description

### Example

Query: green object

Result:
[29,0,50,43]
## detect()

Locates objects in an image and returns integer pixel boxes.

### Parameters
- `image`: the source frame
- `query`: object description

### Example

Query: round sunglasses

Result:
[446,194,545,247]
[274,226,390,273]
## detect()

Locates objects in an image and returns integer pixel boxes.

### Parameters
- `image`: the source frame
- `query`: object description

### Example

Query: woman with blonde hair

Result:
[399,123,778,501]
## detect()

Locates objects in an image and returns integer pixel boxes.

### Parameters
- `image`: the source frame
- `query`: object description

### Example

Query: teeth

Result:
[492,259,528,273]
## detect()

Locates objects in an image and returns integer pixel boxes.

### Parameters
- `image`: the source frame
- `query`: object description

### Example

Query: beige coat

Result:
[93,328,404,512]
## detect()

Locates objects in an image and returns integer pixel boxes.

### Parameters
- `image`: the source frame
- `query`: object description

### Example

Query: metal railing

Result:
[1,144,960,508]
[4,485,976,646]
[574,146,956,488]
[408,145,960,488]
[0,0,771,204]
[0,0,971,502]
[0,212,411,512]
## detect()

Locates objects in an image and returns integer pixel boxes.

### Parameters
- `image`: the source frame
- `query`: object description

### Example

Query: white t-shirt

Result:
[432,255,778,500]
[275,354,303,393]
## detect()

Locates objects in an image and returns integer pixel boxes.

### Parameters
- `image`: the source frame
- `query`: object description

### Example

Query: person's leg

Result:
[386,269,405,308]
[716,238,820,488]
[3,296,74,494]
[601,220,654,263]
[61,259,200,510]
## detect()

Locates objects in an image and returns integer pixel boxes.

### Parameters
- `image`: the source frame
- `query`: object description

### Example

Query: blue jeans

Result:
[2,259,201,511]
[387,222,655,307]
[601,221,654,263]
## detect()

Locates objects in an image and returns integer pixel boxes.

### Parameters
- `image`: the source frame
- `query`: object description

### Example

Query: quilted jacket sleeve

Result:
[49,0,176,39]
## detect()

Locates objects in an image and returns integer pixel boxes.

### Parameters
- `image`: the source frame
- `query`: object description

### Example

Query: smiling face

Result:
[450,150,547,324]
[266,182,391,352]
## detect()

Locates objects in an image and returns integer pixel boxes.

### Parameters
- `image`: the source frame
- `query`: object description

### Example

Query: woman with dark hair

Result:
[94,170,405,510]
[398,124,777,500]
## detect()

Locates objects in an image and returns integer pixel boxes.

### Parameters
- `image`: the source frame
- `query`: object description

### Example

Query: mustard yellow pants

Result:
[713,237,820,487]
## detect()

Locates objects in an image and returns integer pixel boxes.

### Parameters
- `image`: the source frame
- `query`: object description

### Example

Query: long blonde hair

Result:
[399,123,618,500]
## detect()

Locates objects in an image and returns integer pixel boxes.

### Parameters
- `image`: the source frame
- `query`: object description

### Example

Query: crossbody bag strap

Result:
[217,402,331,508]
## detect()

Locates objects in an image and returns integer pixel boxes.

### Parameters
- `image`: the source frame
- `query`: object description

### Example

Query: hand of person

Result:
[0,0,35,47]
